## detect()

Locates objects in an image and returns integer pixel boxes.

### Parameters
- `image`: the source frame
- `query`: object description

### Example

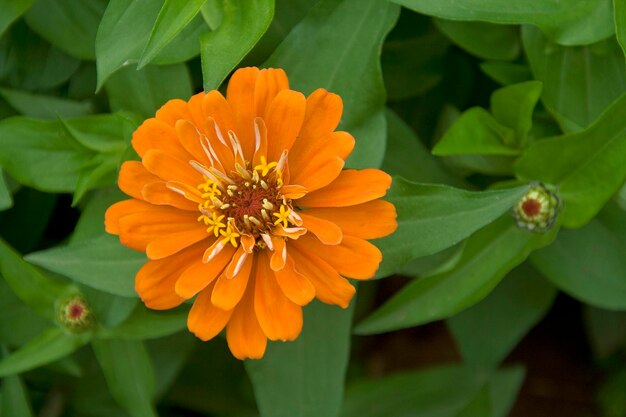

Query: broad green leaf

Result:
[0,279,48,346]
[434,19,520,61]
[382,17,449,100]
[97,307,187,340]
[0,22,80,91]
[490,80,542,145]
[375,179,527,277]
[358,216,557,334]
[515,93,626,228]
[0,88,94,119]
[531,216,626,310]
[0,169,11,211]
[391,0,614,46]
[617,0,626,55]
[106,64,193,119]
[342,365,523,417]
[200,0,224,29]
[82,287,137,328]
[480,61,531,86]
[245,301,354,417]
[585,306,626,357]
[0,347,34,417]
[71,187,125,243]
[26,234,145,298]
[24,0,107,60]
[0,117,87,192]
[522,26,626,131]
[432,108,519,156]
[0,0,33,37]
[201,0,274,90]
[60,114,133,154]
[147,333,196,397]
[265,0,400,169]
[0,328,90,377]
[382,109,458,185]
[152,13,210,65]
[0,238,70,321]
[139,0,206,69]
[92,339,157,417]
[447,264,556,368]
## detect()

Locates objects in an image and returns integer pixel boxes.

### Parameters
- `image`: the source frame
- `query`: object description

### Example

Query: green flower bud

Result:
[513,182,560,232]
[57,295,94,333]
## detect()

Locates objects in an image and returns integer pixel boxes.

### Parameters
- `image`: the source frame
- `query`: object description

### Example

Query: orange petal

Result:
[202,90,242,155]
[254,252,303,341]
[211,248,254,310]
[175,243,235,299]
[298,169,392,208]
[141,181,198,211]
[252,118,268,167]
[265,89,306,161]
[254,68,289,119]
[135,243,204,310]
[227,67,260,158]
[146,227,209,260]
[300,89,343,141]
[118,161,160,200]
[288,132,354,191]
[289,246,355,308]
[105,199,153,235]
[187,282,233,341]
[204,118,236,172]
[302,200,397,240]
[298,212,342,245]
[143,149,203,186]
[175,119,211,166]
[273,254,315,306]
[226,281,267,359]
[132,118,192,161]
[186,92,208,130]
[281,184,307,199]
[294,234,382,279]
[155,98,192,127]
[269,236,287,271]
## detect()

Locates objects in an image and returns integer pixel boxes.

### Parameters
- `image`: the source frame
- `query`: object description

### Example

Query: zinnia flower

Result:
[105,67,397,359]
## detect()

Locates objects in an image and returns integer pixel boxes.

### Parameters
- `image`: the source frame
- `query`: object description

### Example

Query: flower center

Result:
[521,198,542,217]
[196,157,295,247]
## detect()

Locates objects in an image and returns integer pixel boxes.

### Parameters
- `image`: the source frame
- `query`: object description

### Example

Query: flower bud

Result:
[57,295,94,333]
[513,182,560,232]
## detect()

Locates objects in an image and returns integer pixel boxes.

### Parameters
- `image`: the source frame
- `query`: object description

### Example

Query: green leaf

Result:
[26,234,145,298]
[71,187,125,243]
[617,0,626,56]
[358,216,557,334]
[391,0,614,46]
[531,216,626,310]
[201,0,274,90]
[60,113,133,154]
[522,26,626,131]
[434,19,520,61]
[139,0,206,69]
[152,13,210,65]
[0,279,49,346]
[265,0,400,169]
[82,287,137,328]
[24,0,106,59]
[515,93,626,228]
[0,328,90,377]
[245,301,354,417]
[0,0,33,37]
[433,108,519,156]
[382,109,458,185]
[375,179,527,277]
[447,263,556,368]
[0,169,12,211]
[490,80,543,145]
[0,347,34,417]
[342,365,523,417]
[106,64,193,119]
[92,339,157,417]
[480,61,531,86]
[98,306,187,340]
[0,88,94,119]
[94,0,163,91]
[0,238,70,321]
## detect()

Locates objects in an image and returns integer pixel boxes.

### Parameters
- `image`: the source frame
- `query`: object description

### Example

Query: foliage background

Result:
[0,0,625,416]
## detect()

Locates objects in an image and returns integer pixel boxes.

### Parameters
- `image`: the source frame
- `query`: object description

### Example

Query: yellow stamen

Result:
[273,205,292,228]
[205,212,226,237]
[220,220,240,247]
[254,156,277,177]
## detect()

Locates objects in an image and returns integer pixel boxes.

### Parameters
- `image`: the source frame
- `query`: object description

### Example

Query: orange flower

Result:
[105,67,397,359]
